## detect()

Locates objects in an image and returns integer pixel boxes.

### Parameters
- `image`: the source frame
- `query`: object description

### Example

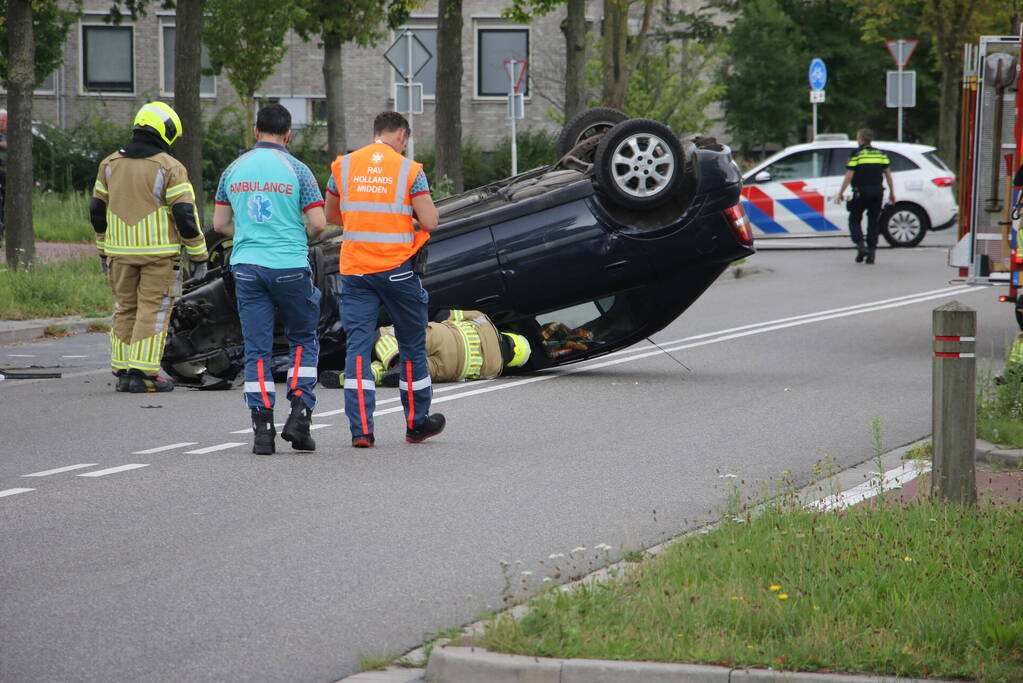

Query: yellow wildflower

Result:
[778,593,789,600]
[769,585,781,591]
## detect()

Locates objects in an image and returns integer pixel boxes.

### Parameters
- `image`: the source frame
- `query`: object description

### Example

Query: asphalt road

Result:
[1,230,1016,682]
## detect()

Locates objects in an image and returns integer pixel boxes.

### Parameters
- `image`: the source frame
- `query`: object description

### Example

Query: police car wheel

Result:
[881,203,928,248]
[557,107,629,160]
[594,119,684,210]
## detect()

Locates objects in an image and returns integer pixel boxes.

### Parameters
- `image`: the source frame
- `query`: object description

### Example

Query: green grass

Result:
[33,190,94,243]
[978,365,1023,448]
[0,257,113,320]
[478,501,1023,682]
[30,191,217,243]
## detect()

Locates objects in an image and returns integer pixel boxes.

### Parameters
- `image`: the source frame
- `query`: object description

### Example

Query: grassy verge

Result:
[478,500,1023,682]
[31,191,217,243]
[0,257,113,320]
[978,365,1023,448]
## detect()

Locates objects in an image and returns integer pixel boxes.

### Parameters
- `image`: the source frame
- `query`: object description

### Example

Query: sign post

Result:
[808,58,827,140]
[885,39,918,142]
[504,59,528,175]
[384,29,433,159]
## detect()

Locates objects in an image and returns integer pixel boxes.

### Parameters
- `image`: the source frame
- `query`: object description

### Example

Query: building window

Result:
[36,72,56,94]
[390,25,437,102]
[161,26,215,96]
[82,24,133,92]
[311,99,327,123]
[476,27,529,98]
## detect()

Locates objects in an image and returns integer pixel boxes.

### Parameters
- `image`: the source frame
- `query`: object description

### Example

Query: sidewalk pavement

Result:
[338,442,1022,683]
[0,314,111,347]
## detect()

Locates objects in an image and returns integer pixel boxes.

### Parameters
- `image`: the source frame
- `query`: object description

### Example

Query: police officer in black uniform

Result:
[835,128,896,264]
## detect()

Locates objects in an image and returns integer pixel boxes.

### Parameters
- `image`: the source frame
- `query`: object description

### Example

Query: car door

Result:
[422,227,507,312]
[743,148,840,235]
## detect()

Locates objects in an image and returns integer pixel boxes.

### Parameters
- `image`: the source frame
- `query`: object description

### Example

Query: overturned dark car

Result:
[162,109,755,385]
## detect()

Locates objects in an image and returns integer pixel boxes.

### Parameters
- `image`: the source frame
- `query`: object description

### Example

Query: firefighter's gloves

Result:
[99,254,109,275]
[188,260,208,283]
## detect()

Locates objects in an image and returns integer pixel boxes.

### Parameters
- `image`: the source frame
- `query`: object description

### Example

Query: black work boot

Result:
[865,248,876,265]
[854,243,867,263]
[115,370,131,392]
[251,407,276,455]
[128,370,174,393]
[405,413,446,443]
[281,396,316,452]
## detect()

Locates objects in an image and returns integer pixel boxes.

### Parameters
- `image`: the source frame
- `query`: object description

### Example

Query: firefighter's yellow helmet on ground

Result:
[502,332,532,368]
[133,101,182,146]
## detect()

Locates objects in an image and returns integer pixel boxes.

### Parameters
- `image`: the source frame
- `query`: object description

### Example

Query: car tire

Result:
[593,119,685,210]
[557,107,629,159]
[881,203,928,247]
[203,229,233,269]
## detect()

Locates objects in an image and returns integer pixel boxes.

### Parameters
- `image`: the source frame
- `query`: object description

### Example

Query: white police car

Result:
[741,135,957,247]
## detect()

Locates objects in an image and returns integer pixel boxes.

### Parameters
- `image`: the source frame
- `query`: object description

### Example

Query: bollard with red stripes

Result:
[931,300,977,505]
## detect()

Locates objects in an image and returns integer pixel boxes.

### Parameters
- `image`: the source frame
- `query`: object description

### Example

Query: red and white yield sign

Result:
[885,39,918,68]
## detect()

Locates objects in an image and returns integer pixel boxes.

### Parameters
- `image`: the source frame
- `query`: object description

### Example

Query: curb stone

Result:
[0,315,112,346]
[423,647,941,683]
[976,438,1023,469]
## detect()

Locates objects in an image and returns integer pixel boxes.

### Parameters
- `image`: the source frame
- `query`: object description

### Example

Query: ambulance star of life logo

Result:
[247,194,273,223]
[371,153,384,164]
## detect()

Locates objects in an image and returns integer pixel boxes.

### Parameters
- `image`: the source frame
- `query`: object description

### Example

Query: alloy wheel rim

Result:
[610,133,675,198]
[888,210,921,243]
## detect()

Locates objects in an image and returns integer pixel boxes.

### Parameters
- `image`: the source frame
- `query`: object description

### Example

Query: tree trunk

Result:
[601,0,628,109]
[562,0,587,120]
[435,0,464,193]
[5,0,35,270]
[242,92,255,148]
[937,56,959,169]
[175,0,205,228]
[323,31,346,160]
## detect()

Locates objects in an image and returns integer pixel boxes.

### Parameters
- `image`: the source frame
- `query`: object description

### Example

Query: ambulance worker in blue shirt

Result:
[213,104,326,455]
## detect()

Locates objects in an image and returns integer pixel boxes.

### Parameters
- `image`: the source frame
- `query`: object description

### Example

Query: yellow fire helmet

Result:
[133,101,182,146]
[502,332,532,368]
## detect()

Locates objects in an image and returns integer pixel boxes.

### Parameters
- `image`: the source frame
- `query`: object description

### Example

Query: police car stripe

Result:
[776,198,842,232]
[742,201,789,234]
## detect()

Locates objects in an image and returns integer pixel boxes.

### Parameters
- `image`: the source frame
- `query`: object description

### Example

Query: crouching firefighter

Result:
[213,104,327,454]
[373,310,532,386]
[325,111,443,448]
[90,101,209,393]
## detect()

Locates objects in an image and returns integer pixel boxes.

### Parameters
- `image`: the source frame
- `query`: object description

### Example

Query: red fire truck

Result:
[951,32,1023,329]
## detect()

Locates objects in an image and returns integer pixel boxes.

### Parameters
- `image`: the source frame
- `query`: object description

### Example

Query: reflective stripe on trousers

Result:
[339,260,431,436]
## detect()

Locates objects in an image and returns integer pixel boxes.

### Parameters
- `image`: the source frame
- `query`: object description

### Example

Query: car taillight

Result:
[931,177,955,187]
[723,204,753,246]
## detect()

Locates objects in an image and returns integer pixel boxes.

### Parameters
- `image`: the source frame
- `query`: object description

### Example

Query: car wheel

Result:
[557,107,628,159]
[593,119,685,210]
[881,203,928,247]
[204,229,233,268]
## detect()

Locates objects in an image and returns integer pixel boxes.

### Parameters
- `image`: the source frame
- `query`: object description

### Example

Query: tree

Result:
[719,0,805,152]
[1,0,77,270]
[293,1,413,161]
[435,0,463,192]
[503,0,589,121]
[4,0,34,269]
[204,0,296,146]
[602,0,654,109]
[174,0,205,225]
[846,0,1014,166]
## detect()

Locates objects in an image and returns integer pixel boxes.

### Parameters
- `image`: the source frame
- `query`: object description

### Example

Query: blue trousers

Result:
[233,264,320,411]
[340,260,432,438]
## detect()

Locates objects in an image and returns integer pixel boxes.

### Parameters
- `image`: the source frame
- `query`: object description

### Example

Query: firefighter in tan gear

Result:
[90,102,208,393]
[372,310,532,386]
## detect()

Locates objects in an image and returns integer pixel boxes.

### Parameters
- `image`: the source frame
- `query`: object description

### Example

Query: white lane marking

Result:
[360,285,990,415]
[61,355,89,359]
[184,442,246,454]
[7,354,35,358]
[23,464,98,477]
[0,488,35,498]
[309,423,330,430]
[316,380,494,417]
[132,442,198,455]
[808,461,932,511]
[231,422,332,434]
[78,464,150,478]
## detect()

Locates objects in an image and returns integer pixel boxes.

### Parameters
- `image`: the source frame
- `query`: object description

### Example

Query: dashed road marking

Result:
[7,354,35,358]
[309,424,330,430]
[23,464,98,477]
[0,488,35,498]
[78,464,150,478]
[61,355,89,359]
[184,443,246,454]
[132,442,198,455]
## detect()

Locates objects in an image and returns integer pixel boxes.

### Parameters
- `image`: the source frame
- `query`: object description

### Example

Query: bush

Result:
[34,116,127,194]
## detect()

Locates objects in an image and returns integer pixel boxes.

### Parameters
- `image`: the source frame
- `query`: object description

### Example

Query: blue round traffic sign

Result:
[808,58,827,90]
